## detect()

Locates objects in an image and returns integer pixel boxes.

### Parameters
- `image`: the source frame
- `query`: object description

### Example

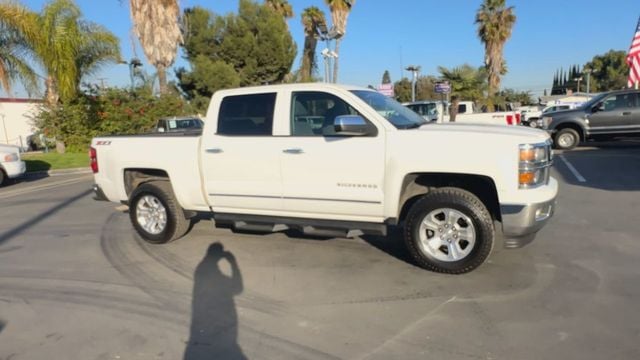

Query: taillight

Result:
[89,147,98,173]
[506,115,514,125]
[515,113,521,124]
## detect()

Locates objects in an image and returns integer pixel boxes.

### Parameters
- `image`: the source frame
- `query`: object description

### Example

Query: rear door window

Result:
[217,93,276,136]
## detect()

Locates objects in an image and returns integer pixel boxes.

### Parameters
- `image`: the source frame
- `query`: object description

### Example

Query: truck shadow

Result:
[184,242,246,360]
[554,143,640,191]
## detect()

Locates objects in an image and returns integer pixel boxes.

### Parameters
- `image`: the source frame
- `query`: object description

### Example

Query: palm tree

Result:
[266,0,294,19]
[0,0,120,105]
[324,0,354,83]
[475,0,516,112]
[76,22,121,91]
[129,0,182,94]
[300,6,326,82]
[438,65,486,122]
[0,26,38,97]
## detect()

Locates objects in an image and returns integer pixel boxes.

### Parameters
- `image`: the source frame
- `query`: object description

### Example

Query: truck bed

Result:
[91,133,209,211]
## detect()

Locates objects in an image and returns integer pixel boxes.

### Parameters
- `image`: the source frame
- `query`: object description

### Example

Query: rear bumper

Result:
[4,161,26,178]
[92,184,109,202]
[500,196,556,249]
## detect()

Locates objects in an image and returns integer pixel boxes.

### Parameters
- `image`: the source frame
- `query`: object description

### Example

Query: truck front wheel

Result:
[553,128,580,150]
[403,188,494,274]
[129,181,190,244]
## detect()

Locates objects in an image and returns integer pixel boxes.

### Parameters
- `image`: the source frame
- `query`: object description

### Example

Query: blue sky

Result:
[10,0,640,97]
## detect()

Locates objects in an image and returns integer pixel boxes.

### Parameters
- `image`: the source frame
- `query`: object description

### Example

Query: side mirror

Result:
[591,104,601,113]
[334,115,375,136]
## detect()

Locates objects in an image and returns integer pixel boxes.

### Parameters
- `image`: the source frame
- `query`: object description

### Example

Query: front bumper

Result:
[500,196,556,248]
[4,160,26,178]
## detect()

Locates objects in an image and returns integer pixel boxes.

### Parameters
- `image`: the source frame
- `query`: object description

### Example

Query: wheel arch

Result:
[396,173,501,224]
[123,168,170,197]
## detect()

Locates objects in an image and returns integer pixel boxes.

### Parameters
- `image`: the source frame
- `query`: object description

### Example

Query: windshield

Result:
[351,90,428,129]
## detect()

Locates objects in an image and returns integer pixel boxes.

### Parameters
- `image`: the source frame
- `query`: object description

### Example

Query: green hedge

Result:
[32,87,197,152]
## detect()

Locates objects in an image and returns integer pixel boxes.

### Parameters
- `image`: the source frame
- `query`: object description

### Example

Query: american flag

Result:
[627,16,640,88]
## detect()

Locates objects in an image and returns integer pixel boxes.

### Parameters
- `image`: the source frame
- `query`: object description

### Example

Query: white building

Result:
[539,91,597,106]
[0,98,42,150]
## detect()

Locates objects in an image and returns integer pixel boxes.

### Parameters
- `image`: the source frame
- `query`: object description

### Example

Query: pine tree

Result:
[382,70,391,84]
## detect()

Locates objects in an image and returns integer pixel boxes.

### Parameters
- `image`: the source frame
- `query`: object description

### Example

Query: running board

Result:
[213,213,387,237]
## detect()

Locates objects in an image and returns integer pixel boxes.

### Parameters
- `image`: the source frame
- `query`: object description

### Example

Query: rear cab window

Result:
[217,93,276,136]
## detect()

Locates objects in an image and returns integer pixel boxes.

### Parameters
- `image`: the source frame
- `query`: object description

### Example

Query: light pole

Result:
[317,23,341,83]
[405,65,420,102]
[0,113,8,144]
[574,77,583,93]
[583,68,592,94]
[320,48,338,83]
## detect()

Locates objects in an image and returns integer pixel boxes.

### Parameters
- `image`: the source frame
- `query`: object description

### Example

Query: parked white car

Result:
[0,144,26,185]
[91,83,557,274]
[405,100,521,126]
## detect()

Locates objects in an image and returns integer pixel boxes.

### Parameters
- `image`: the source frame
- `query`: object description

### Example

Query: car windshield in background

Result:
[351,90,428,129]
[580,93,608,109]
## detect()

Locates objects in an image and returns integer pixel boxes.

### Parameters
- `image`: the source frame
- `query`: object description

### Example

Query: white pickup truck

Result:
[91,83,557,274]
[404,100,522,126]
[0,144,26,186]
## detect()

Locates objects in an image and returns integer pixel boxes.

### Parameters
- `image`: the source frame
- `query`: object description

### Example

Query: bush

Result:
[32,87,196,152]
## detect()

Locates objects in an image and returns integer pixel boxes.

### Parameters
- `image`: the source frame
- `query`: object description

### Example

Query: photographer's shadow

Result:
[184,243,245,360]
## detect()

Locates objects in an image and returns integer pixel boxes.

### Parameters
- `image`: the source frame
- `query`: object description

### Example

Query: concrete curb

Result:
[24,168,92,177]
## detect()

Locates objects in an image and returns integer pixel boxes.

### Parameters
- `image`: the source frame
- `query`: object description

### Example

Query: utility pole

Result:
[405,65,420,102]
[98,78,108,89]
[583,68,592,94]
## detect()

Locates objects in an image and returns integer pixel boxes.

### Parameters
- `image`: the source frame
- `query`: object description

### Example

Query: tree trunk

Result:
[44,75,59,107]
[450,96,459,122]
[157,64,168,94]
[301,35,317,82]
[332,38,341,83]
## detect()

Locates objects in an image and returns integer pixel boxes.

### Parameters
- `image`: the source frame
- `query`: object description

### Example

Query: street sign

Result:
[435,82,451,94]
[377,83,395,97]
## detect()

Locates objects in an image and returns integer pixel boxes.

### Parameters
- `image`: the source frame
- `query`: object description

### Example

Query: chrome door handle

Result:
[205,148,223,154]
[283,148,304,154]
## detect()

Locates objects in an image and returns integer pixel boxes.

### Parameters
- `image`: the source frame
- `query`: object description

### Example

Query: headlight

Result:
[519,141,552,189]
[3,153,19,162]
[541,116,552,129]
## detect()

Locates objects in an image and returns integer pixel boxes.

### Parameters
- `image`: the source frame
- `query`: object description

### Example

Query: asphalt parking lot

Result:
[1,142,640,360]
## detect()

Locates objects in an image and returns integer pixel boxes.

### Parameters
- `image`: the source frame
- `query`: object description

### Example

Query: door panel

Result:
[589,93,637,134]
[280,91,385,220]
[201,92,283,211]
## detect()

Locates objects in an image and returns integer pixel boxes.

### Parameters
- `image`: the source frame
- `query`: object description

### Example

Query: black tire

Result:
[553,128,580,150]
[403,187,495,274]
[129,181,190,244]
[0,169,5,187]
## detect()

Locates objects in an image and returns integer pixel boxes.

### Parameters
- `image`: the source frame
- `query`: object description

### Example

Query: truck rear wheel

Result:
[403,188,494,274]
[129,181,190,244]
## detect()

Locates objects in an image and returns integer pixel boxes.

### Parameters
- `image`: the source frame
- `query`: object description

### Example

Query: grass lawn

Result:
[22,152,89,172]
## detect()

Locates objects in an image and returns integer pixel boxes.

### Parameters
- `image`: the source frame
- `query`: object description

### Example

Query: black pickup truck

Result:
[542,89,640,149]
